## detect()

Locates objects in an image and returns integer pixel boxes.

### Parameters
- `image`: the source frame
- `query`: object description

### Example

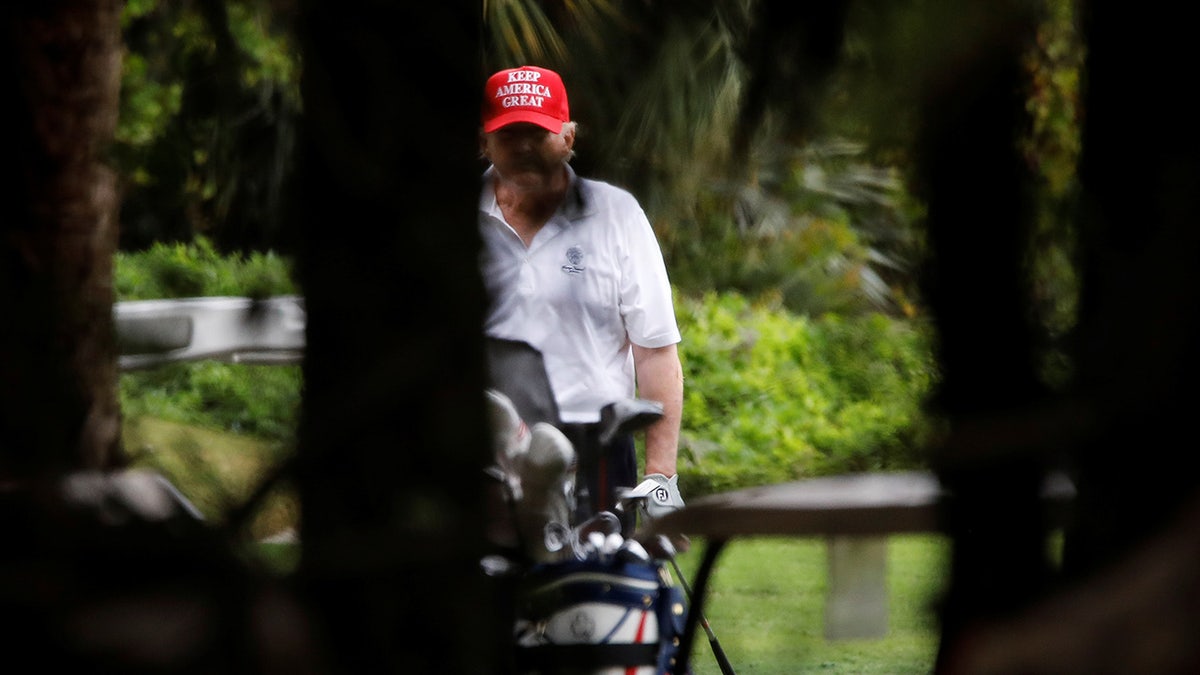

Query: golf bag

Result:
[513,558,687,675]
[484,337,690,674]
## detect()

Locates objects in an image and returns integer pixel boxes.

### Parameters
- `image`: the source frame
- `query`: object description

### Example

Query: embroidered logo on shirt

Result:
[561,246,585,275]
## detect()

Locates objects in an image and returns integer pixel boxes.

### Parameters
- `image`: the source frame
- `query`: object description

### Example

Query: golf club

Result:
[654,534,736,675]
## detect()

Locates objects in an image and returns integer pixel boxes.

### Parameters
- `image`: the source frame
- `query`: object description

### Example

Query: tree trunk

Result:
[292,3,499,672]
[0,0,124,479]
[927,1,1200,671]
[1061,0,1200,580]
[906,3,1061,668]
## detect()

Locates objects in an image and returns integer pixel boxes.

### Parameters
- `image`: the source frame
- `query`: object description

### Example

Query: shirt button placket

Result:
[519,255,535,295]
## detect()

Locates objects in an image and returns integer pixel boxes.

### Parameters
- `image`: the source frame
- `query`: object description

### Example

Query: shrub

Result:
[675,290,937,497]
[119,362,300,440]
[115,236,297,300]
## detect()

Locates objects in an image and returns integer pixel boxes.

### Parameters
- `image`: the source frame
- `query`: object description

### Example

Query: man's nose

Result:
[499,125,545,145]
[514,131,542,149]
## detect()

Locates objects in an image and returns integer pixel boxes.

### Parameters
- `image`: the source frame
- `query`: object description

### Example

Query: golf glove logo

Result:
[625,473,684,520]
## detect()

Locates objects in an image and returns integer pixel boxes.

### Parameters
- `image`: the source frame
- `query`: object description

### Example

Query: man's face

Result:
[481,122,574,184]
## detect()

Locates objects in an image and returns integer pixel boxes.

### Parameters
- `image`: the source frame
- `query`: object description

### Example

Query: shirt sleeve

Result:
[618,196,681,348]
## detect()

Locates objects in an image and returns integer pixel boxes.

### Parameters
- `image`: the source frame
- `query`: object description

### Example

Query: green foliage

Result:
[675,291,936,497]
[225,2,300,92]
[115,0,300,251]
[482,0,625,69]
[1024,0,1084,391]
[120,361,300,440]
[661,139,924,318]
[115,52,183,151]
[1023,0,1084,200]
[115,236,297,300]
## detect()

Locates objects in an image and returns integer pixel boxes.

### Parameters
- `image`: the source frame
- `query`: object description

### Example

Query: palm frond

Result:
[484,0,567,66]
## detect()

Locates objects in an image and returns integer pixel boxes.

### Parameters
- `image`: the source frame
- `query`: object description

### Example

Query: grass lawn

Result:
[673,535,949,674]
[122,416,949,672]
[121,415,299,540]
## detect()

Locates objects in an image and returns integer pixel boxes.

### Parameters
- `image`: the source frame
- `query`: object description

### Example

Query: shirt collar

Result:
[479,164,593,222]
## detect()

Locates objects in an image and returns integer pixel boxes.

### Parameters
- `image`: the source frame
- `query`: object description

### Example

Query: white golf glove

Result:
[625,473,685,520]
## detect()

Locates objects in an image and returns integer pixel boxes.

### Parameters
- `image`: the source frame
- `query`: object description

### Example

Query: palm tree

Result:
[482,0,918,315]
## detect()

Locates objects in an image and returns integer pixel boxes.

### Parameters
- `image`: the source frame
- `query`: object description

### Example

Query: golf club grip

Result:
[666,551,736,674]
[709,637,736,675]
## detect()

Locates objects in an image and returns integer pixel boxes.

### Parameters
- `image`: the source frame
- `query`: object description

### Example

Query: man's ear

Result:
[478,128,489,159]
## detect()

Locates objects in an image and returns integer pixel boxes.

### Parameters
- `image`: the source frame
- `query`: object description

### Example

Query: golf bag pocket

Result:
[513,558,687,674]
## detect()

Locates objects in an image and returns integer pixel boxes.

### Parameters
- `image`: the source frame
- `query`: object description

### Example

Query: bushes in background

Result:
[116,241,938,496]
[115,237,296,300]
[120,361,300,441]
[674,291,937,497]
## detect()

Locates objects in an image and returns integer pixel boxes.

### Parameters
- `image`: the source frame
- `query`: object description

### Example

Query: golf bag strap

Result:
[515,642,660,669]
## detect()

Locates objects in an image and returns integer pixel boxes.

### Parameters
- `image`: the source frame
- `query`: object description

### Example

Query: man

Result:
[478,65,684,533]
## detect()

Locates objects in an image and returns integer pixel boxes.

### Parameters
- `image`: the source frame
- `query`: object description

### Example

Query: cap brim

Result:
[483,110,565,134]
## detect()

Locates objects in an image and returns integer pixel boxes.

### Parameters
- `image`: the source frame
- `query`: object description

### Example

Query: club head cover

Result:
[515,422,577,562]
[484,389,530,498]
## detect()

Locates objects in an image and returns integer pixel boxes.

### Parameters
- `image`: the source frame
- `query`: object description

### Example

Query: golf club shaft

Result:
[666,553,736,675]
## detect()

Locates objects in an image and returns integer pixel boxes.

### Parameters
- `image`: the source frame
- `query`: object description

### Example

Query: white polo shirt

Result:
[479,165,681,423]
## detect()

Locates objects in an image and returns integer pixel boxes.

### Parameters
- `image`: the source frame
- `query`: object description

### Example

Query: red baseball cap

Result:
[482,65,570,133]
